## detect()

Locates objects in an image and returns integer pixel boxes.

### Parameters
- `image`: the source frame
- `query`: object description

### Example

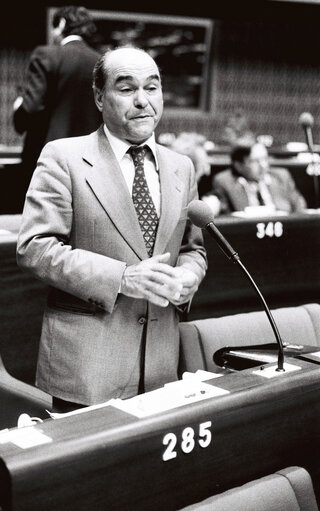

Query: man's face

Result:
[238,143,269,182]
[94,49,163,144]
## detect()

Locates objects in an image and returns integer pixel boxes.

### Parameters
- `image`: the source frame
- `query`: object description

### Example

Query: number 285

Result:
[162,421,212,461]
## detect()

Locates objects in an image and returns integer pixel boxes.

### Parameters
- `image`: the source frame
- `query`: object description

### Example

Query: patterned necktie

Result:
[129,145,159,257]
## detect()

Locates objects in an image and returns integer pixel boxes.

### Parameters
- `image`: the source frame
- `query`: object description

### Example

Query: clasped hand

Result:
[120,252,199,307]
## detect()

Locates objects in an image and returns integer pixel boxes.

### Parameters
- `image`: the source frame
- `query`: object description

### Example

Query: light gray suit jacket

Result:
[16,126,207,405]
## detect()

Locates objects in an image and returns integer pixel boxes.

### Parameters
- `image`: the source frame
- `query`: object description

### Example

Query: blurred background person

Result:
[221,108,256,146]
[13,5,101,190]
[209,141,307,215]
[168,131,221,216]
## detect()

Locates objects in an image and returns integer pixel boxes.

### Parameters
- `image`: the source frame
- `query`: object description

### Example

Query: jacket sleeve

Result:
[176,157,207,315]
[284,169,307,212]
[13,46,53,134]
[16,141,126,314]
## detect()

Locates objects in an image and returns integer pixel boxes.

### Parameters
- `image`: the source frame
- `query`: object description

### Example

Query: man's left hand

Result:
[169,266,199,306]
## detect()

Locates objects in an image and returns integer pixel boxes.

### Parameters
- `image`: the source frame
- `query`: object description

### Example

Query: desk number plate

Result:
[162,421,212,461]
[256,221,283,239]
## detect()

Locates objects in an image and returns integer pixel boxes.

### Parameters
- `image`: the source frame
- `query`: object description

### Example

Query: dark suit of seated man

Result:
[206,142,307,215]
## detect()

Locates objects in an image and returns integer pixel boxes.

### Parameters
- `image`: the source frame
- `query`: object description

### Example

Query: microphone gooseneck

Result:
[187,200,285,371]
[299,111,314,152]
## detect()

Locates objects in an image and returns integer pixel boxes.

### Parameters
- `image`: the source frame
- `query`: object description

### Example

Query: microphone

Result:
[299,112,314,152]
[187,199,285,372]
[187,199,240,263]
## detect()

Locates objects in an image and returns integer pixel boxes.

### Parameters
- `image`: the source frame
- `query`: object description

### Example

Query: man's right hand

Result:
[120,253,183,307]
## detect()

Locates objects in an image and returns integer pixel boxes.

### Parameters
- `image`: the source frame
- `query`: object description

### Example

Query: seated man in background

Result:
[207,142,307,215]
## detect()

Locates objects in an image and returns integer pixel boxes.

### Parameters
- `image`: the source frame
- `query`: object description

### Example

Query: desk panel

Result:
[190,213,320,319]
[0,360,319,510]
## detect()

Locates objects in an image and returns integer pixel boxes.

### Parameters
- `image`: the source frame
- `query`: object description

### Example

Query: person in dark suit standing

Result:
[16,47,207,413]
[13,6,101,193]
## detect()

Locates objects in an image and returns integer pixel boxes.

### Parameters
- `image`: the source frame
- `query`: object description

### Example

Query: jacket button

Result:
[138,316,147,325]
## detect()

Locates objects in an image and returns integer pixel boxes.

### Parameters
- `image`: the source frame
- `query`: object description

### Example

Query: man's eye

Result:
[119,87,133,94]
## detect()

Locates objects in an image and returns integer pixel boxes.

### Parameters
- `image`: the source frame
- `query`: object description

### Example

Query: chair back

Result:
[179,303,320,373]
[178,466,319,511]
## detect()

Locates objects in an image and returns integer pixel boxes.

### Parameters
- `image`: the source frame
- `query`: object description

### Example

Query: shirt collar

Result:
[103,124,159,169]
[61,35,83,46]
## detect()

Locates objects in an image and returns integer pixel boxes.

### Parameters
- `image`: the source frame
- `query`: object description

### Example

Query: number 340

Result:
[162,421,212,461]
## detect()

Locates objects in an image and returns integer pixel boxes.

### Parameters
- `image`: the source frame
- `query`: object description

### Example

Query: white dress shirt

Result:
[103,125,161,216]
[238,174,274,207]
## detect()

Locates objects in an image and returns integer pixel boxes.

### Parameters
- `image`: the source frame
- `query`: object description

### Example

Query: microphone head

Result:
[299,112,314,128]
[187,199,214,228]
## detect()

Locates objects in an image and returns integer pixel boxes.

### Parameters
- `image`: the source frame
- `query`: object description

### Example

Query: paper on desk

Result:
[305,351,320,359]
[231,209,288,218]
[0,426,52,449]
[182,369,223,381]
[304,208,320,215]
[112,380,229,418]
[47,398,120,419]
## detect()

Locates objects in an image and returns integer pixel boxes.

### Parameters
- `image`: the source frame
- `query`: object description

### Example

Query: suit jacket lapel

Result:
[232,179,250,210]
[84,127,148,259]
[153,145,184,255]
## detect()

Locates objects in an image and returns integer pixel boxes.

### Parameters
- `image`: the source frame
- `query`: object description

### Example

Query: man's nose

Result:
[134,89,148,108]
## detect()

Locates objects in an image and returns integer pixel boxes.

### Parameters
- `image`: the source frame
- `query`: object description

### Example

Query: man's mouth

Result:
[131,114,151,120]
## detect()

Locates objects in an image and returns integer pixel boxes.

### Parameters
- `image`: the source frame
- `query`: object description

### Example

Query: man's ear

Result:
[93,88,103,112]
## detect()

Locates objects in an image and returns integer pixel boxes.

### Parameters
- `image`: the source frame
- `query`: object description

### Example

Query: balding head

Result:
[93,47,161,93]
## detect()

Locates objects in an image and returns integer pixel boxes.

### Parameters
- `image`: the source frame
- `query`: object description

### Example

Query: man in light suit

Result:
[13,6,101,190]
[16,47,207,412]
[208,142,306,214]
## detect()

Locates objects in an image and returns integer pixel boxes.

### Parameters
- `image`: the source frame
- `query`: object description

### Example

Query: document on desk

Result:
[48,372,227,420]
[47,398,120,419]
[112,379,229,418]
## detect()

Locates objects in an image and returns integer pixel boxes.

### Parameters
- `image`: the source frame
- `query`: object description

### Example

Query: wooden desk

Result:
[0,146,22,168]
[189,212,320,319]
[0,359,319,510]
[1,213,319,384]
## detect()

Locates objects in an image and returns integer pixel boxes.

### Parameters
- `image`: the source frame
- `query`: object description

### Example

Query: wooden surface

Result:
[189,212,320,319]
[0,359,319,510]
